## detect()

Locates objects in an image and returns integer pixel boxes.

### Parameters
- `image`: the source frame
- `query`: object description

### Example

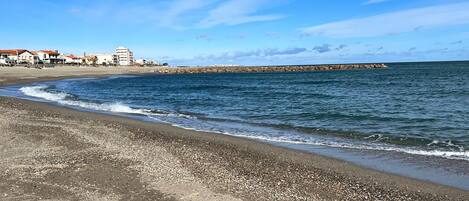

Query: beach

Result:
[0,66,160,87]
[0,66,468,200]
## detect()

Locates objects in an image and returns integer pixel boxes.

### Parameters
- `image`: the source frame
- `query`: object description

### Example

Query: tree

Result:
[84,56,98,65]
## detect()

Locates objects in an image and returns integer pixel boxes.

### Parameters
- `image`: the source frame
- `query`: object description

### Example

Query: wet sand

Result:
[0,67,468,200]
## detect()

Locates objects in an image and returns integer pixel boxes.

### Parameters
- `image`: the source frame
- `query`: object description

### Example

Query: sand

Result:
[0,66,468,200]
[0,66,161,86]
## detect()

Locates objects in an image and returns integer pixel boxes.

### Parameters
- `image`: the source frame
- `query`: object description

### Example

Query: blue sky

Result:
[1,0,469,65]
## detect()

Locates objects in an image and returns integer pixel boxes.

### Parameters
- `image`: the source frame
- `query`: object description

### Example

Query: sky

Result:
[1,0,469,66]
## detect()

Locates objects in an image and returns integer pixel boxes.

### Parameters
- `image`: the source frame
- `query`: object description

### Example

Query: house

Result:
[0,49,28,63]
[35,50,65,64]
[61,55,82,64]
[0,51,14,64]
[115,46,133,66]
[18,50,40,64]
[0,54,11,65]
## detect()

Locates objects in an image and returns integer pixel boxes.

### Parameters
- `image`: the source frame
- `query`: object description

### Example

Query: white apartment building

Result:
[95,54,118,65]
[115,46,133,66]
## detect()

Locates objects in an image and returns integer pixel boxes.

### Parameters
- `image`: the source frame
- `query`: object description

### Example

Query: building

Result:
[135,59,157,66]
[115,46,133,66]
[0,49,40,64]
[35,50,64,64]
[134,59,146,66]
[0,49,28,63]
[0,50,18,64]
[83,55,98,65]
[61,55,82,64]
[94,54,118,65]
[0,52,12,65]
[18,50,40,64]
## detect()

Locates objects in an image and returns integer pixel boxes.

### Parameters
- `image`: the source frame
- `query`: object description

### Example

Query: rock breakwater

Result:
[153,64,387,74]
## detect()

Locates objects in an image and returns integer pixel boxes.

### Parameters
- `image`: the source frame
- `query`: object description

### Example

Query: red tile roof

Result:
[0,49,28,55]
[66,55,80,59]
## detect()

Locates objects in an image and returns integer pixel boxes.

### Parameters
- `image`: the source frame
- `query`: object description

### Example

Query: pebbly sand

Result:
[0,66,468,200]
[0,66,161,87]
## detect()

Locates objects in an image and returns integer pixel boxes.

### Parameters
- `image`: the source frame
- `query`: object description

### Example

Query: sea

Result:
[1,61,468,189]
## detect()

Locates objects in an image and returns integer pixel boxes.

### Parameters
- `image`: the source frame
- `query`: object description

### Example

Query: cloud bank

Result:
[68,0,286,29]
[300,2,469,38]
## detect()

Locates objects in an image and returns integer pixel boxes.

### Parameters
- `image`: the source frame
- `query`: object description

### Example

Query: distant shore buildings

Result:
[115,46,134,66]
[0,46,159,66]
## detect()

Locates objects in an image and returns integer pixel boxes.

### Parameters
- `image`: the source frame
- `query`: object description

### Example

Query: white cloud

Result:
[159,0,216,27]
[300,2,469,38]
[115,0,216,29]
[198,0,286,28]
[69,0,284,29]
[363,0,390,5]
[196,47,308,60]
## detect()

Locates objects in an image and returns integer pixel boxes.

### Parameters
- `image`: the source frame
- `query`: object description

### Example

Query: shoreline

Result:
[0,66,161,87]
[1,67,468,200]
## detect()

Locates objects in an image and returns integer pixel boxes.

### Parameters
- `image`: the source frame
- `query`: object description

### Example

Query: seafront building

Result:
[0,47,159,66]
[35,50,64,64]
[94,54,118,65]
[0,49,37,64]
[115,46,134,66]
[18,50,40,64]
[134,59,156,66]
[0,52,10,64]
[61,55,82,64]
[0,49,66,64]
[0,49,58,64]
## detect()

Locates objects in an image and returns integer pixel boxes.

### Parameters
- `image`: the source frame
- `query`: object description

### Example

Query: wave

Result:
[290,80,344,85]
[19,85,192,119]
[21,85,148,114]
[147,115,469,161]
[18,85,469,162]
[208,131,469,161]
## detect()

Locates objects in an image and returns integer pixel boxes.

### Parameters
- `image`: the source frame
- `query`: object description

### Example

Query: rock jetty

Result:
[153,63,387,74]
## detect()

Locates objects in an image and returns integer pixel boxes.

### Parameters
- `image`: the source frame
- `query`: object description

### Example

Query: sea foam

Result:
[20,85,194,118]
[20,85,148,115]
[19,85,469,162]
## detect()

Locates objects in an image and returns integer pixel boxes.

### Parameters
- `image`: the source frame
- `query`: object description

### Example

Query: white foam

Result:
[145,118,469,161]
[20,85,149,115]
[19,85,469,162]
[19,85,195,120]
[20,86,68,102]
[225,133,469,161]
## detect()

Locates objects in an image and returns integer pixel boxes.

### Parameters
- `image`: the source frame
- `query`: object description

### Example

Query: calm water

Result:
[12,62,469,162]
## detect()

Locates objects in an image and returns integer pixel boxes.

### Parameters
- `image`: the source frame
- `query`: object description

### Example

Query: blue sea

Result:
[2,61,469,188]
